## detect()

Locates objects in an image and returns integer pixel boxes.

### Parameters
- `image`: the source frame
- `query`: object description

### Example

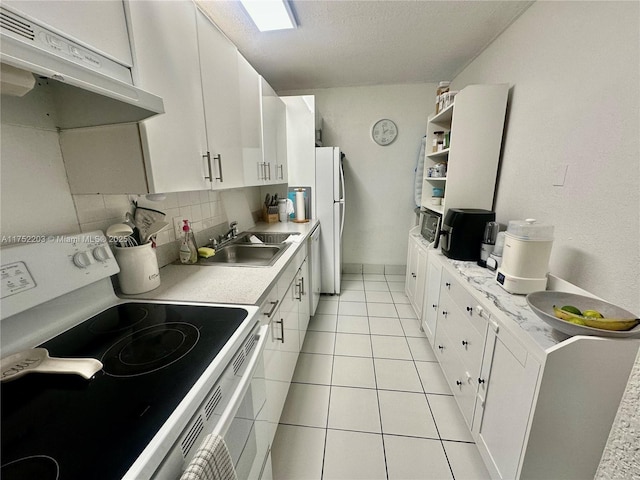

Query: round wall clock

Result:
[371,119,398,146]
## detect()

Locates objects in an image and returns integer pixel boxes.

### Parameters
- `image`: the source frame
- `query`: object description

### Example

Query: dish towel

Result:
[180,434,237,480]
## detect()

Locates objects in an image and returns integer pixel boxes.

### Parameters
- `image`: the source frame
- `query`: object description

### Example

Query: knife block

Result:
[262,205,279,223]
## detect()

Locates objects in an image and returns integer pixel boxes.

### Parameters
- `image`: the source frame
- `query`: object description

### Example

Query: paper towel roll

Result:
[295,190,306,221]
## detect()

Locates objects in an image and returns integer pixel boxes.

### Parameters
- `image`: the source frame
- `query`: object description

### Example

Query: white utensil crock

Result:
[113,242,161,294]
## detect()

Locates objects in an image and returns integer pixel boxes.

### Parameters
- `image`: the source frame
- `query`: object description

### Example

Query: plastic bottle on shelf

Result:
[435,81,450,114]
[179,219,198,264]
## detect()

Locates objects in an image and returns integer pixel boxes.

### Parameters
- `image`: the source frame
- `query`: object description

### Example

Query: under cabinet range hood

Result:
[0,6,164,129]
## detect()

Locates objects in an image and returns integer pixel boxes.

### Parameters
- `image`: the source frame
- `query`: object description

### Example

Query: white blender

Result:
[496,219,554,294]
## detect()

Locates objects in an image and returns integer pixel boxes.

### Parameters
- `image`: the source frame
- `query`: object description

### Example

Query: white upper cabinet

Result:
[260,78,288,184]
[195,8,244,190]
[126,0,209,193]
[3,0,133,67]
[59,1,288,194]
[238,54,264,186]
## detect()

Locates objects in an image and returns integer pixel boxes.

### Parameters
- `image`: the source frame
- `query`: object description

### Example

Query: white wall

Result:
[450,0,639,313]
[282,83,436,267]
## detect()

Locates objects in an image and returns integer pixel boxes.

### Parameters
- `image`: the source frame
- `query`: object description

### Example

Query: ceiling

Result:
[196,0,534,92]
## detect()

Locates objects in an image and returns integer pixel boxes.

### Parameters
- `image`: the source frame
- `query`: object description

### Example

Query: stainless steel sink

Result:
[198,243,291,267]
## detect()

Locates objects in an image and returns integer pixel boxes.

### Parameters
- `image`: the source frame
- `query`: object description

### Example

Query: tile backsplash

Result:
[73,187,265,267]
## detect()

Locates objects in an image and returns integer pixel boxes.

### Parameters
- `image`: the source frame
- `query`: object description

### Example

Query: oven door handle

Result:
[212,324,269,438]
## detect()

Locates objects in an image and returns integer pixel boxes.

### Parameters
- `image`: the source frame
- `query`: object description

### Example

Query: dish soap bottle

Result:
[179,219,198,264]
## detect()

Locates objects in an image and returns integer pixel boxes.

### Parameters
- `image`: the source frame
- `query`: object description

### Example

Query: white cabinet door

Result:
[405,237,418,306]
[126,0,209,193]
[273,93,288,183]
[422,252,442,344]
[405,235,428,320]
[414,245,428,320]
[473,319,540,480]
[4,0,133,66]
[196,9,244,190]
[280,276,301,385]
[238,54,264,186]
[297,259,310,347]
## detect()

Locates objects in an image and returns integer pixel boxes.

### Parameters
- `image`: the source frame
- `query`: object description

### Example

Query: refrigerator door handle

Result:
[339,158,346,204]
[339,200,345,239]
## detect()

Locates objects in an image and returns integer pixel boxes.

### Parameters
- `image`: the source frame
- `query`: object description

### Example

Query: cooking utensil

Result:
[142,221,168,244]
[526,292,640,338]
[106,223,138,247]
[106,223,133,238]
[1,348,103,382]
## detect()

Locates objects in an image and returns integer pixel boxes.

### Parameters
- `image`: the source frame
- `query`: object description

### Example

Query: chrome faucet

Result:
[214,221,238,246]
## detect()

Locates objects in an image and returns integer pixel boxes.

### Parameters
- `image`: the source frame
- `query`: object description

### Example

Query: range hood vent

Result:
[1,8,35,40]
[0,6,164,129]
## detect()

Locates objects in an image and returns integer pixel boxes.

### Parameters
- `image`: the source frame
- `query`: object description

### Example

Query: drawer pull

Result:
[411,272,417,278]
[264,300,279,318]
[275,319,284,343]
[432,304,437,309]
[438,345,444,351]
[466,306,473,313]
[442,311,448,317]
[445,282,451,288]
[478,378,486,384]
[461,340,468,347]
[456,380,463,386]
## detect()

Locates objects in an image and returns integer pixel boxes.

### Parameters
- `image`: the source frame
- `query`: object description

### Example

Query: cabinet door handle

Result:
[275,319,284,343]
[438,345,444,351]
[445,282,451,289]
[300,276,305,296]
[278,164,284,180]
[295,281,302,300]
[264,300,279,318]
[412,272,417,278]
[461,340,468,347]
[266,162,272,180]
[478,378,486,384]
[442,311,448,317]
[203,152,213,181]
[214,154,223,182]
[456,380,463,386]
[466,306,473,313]
[432,304,437,309]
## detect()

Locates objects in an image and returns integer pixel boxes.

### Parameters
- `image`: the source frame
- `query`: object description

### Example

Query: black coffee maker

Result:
[440,208,496,261]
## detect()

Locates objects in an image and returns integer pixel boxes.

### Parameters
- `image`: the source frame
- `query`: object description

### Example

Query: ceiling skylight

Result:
[240,0,296,32]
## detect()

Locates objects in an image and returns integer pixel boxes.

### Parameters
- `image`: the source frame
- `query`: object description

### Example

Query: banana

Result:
[552,306,639,331]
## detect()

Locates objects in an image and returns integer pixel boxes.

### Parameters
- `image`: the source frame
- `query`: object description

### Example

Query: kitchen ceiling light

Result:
[240,0,296,32]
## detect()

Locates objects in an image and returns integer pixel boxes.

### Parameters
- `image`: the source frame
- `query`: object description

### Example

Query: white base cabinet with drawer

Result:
[426,251,640,480]
[259,248,310,445]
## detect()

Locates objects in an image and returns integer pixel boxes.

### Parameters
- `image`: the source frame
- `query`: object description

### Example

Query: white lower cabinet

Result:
[260,249,310,446]
[405,231,428,320]
[472,318,539,480]
[422,252,442,344]
[426,251,640,479]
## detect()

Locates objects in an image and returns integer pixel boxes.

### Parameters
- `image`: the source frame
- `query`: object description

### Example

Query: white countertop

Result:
[120,220,319,306]
[411,230,566,352]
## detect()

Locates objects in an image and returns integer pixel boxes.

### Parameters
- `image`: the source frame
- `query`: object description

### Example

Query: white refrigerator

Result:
[315,147,345,295]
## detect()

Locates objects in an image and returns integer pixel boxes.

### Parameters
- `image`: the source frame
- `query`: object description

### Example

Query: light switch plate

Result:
[552,164,568,186]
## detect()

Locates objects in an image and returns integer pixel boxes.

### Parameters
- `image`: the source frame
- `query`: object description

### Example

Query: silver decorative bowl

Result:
[526,291,640,338]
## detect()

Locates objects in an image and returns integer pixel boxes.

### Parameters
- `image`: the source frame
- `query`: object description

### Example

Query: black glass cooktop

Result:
[1,302,248,480]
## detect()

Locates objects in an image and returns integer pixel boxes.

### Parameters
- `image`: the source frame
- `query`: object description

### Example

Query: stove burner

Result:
[1,455,59,480]
[101,323,199,377]
[88,304,149,334]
